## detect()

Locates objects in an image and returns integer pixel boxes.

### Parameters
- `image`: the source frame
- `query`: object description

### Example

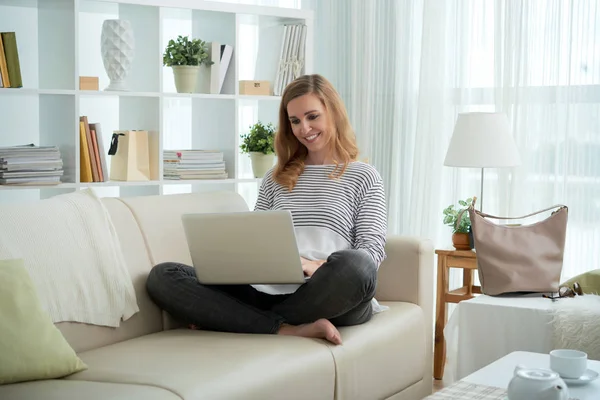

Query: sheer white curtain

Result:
[427,0,600,282]
[304,0,600,283]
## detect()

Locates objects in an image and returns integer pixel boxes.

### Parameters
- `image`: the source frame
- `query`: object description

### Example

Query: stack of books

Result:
[0,144,64,185]
[163,150,227,180]
[273,23,307,96]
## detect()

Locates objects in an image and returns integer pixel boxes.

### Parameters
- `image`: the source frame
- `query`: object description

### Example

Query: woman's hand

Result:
[300,257,325,277]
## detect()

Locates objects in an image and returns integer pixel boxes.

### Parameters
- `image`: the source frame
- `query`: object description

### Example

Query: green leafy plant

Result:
[443,197,474,233]
[162,35,213,67]
[239,121,276,155]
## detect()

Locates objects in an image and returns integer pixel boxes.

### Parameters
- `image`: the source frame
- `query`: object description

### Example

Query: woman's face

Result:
[286,93,331,158]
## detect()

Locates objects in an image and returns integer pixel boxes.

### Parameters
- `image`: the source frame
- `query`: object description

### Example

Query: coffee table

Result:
[463,351,600,399]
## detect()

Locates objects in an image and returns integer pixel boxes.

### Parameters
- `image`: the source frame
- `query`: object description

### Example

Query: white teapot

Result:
[507,365,569,400]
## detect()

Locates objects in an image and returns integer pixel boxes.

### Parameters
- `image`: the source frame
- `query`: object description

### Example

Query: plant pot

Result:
[452,232,471,250]
[196,65,211,94]
[249,152,275,178]
[172,65,199,93]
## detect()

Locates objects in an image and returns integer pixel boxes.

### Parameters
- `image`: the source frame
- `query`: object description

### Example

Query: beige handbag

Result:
[464,198,568,296]
[108,130,151,181]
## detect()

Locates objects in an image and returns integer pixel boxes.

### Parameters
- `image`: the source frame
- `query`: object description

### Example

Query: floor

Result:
[432,377,448,392]
[432,361,453,393]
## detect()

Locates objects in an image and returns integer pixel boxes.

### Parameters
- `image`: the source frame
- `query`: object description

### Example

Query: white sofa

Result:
[0,191,434,400]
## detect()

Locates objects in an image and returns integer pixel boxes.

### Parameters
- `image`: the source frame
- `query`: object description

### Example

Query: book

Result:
[0,32,22,88]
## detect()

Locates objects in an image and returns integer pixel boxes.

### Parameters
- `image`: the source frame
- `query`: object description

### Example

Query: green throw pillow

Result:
[561,269,600,295]
[0,259,87,385]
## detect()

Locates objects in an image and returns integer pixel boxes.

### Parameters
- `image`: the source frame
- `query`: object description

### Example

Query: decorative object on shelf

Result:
[79,76,99,91]
[442,197,474,250]
[108,130,150,181]
[240,121,276,178]
[443,112,521,212]
[239,80,270,96]
[100,19,135,91]
[163,35,213,94]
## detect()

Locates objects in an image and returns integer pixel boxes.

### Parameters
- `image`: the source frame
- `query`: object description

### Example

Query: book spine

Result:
[0,32,22,88]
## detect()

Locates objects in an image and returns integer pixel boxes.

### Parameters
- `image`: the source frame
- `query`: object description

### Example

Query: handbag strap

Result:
[454,197,567,229]
[474,204,567,221]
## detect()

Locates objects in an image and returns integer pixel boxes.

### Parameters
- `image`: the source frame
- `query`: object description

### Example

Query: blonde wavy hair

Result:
[273,74,359,191]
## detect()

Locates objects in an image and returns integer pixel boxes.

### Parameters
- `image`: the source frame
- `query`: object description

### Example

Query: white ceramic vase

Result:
[249,152,275,178]
[100,19,135,91]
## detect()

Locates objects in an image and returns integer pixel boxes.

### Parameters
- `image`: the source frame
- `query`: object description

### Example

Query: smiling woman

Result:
[273,74,359,190]
[146,74,388,346]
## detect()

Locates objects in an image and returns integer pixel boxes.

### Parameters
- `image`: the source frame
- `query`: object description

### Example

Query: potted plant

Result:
[442,197,474,250]
[163,35,212,93]
[240,121,276,178]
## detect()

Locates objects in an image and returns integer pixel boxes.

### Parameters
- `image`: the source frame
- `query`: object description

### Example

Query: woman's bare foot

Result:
[278,318,342,345]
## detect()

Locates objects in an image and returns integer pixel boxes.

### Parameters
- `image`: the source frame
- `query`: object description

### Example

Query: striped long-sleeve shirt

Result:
[252,161,388,296]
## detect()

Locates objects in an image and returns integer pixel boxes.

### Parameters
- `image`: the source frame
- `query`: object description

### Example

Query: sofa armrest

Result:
[375,235,434,389]
[376,235,434,307]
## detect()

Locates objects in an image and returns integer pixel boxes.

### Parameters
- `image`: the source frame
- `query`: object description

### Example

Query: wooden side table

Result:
[434,249,481,380]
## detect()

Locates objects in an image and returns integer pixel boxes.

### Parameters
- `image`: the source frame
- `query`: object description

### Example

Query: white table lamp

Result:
[444,112,522,210]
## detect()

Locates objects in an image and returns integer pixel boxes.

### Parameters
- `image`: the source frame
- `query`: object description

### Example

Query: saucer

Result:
[562,369,599,386]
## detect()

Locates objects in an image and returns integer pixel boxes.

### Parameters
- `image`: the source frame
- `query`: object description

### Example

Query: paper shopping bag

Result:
[108,130,151,181]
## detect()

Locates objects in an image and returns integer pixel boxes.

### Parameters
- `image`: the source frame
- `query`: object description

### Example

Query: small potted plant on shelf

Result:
[240,121,276,178]
[443,197,474,250]
[162,35,213,93]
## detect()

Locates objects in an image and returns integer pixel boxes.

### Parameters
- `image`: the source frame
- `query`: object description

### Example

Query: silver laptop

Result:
[181,210,306,285]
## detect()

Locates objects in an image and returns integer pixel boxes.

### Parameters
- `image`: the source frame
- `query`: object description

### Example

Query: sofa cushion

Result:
[330,302,427,400]
[0,259,87,385]
[561,269,600,294]
[117,191,250,329]
[118,191,249,266]
[56,198,163,353]
[66,329,335,400]
[0,380,180,400]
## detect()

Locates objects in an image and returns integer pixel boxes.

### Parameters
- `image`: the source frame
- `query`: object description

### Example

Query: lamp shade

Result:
[444,112,522,168]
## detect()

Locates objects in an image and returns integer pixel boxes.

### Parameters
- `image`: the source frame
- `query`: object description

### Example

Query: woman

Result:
[147,74,387,345]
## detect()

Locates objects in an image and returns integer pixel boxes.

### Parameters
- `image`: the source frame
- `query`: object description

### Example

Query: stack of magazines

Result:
[0,144,64,185]
[163,149,228,180]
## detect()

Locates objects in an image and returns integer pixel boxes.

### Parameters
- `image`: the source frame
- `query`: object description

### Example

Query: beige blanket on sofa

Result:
[0,189,138,327]
[550,294,600,361]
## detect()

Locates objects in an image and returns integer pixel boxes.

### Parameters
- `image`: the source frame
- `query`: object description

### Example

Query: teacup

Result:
[550,349,588,379]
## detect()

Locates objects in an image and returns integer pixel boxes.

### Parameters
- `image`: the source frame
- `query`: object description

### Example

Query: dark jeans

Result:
[146,249,377,334]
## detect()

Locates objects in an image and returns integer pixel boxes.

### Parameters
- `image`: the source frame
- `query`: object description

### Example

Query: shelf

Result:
[162,178,261,185]
[0,183,78,191]
[0,88,76,96]
[81,180,161,187]
[238,95,282,101]
[79,91,161,98]
[0,0,312,207]
[0,178,262,191]
[162,93,236,100]
[0,90,282,100]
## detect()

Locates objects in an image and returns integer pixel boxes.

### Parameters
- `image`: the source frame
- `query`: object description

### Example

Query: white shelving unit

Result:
[0,0,313,209]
